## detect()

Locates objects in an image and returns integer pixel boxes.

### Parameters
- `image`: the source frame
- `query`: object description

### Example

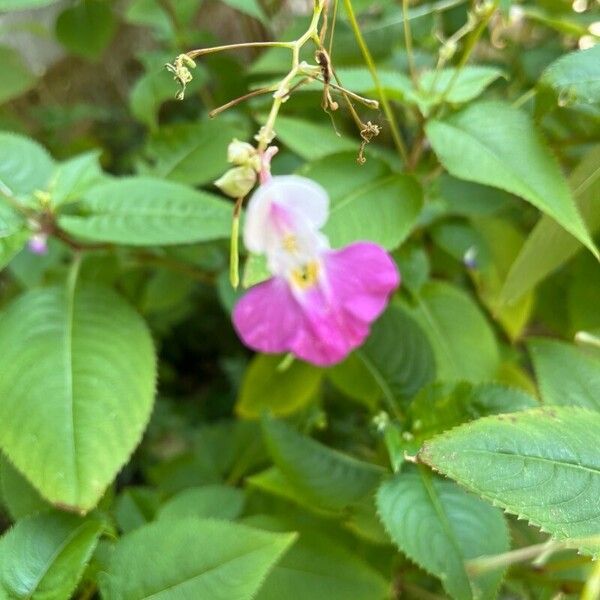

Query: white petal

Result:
[243,175,329,254]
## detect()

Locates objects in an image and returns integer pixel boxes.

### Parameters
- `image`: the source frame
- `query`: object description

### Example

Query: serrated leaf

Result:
[141,118,250,186]
[501,145,600,303]
[420,407,600,557]
[540,44,600,105]
[0,132,54,196]
[377,468,509,600]
[0,284,156,512]
[262,416,385,512]
[407,281,500,383]
[529,338,600,411]
[426,101,597,258]
[59,177,231,246]
[0,45,36,105]
[157,485,245,521]
[114,487,160,534]
[357,303,436,404]
[101,518,296,599]
[55,0,116,61]
[0,512,103,600]
[236,354,323,419]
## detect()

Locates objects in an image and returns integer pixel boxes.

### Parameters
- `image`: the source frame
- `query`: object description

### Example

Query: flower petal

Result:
[233,277,303,354]
[243,175,329,254]
[324,242,401,323]
[233,242,400,367]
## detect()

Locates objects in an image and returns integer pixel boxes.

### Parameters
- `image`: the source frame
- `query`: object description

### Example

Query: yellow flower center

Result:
[290,261,320,289]
[282,234,298,253]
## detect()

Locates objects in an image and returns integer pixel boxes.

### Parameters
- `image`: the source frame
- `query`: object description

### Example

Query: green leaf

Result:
[302,153,422,249]
[529,338,600,411]
[236,354,323,419]
[540,45,600,106]
[55,0,117,61]
[327,353,381,408]
[101,518,296,599]
[419,407,600,558]
[114,487,160,534]
[0,46,36,105]
[51,150,105,206]
[254,526,389,600]
[262,415,385,512]
[59,177,231,246]
[501,145,600,303]
[409,382,538,439]
[0,512,103,600]
[141,118,250,186]
[0,132,54,196]
[326,175,422,251]
[357,303,436,404]
[0,229,28,271]
[377,468,509,600]
[417,66,504,114]
[0,457,48,520]
[157,485,246,521]
[426,101,597,258]
[0,284,156,512]
[0,0,59,8]
[221,0,267,23]
[271,115,356,161]
[407,282,500,383]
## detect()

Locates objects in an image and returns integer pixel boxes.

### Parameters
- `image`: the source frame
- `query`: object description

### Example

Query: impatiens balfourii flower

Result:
[232,175,400,366]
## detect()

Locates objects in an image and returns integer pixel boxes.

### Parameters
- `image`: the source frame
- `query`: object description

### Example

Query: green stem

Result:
[402,0,418,86]
[342,0,409,166]
[435,2,498,108]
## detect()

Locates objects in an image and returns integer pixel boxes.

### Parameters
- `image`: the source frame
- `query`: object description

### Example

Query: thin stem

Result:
[209,86,277,118]
[402,0,418,86]
[342,0,409,165]
[512,87,537,108]
[435,2,498,108]
[187,41,294,60]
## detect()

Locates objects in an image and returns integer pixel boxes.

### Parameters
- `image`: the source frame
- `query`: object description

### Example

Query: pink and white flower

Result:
[233,175,400,366]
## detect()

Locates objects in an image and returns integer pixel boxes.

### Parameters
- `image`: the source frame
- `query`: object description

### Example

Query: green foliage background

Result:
[0,0,598,598]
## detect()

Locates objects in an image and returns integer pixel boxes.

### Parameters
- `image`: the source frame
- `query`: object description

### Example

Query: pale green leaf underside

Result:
[59,177,231,246]
[0,512,102,600]
[102,518,296,600]
[0,284,156,511]
[420,407,600,557]
[377,469,509,600]
[426,101,597,258]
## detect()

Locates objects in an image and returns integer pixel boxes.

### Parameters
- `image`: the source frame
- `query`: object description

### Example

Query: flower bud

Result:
[215,166,257,198]
[227,139,257,166]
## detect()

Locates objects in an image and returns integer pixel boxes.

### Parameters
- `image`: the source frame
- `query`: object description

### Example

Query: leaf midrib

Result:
[438,447,600,477]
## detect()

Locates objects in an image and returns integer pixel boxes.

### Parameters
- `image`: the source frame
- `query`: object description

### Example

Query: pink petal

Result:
[233,242,400,367]
[233,277,303,355]
[324,242,401,323]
